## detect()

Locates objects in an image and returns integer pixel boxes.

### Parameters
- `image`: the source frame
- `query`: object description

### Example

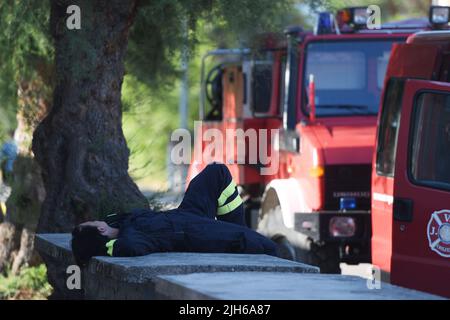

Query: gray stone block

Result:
[35,233,319,299]
[154,272,445,300]
[35,233,83,299]
[35,234,445,300]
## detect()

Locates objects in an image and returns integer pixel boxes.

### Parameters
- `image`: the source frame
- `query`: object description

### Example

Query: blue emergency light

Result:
[315,12,336,35]
[340,197,356,211]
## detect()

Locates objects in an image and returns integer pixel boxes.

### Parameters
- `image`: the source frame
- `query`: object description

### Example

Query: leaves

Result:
[0,264,52,300]
[0,1,53,139]
[127,0,296,88]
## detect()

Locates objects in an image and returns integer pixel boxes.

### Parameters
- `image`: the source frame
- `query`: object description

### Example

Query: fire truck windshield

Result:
[303,39,402,117]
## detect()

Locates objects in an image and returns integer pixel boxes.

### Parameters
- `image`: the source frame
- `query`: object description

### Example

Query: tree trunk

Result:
[0,58,51,274]
[11,227,41,275]
[0,155,46,274]
[32,0,148,233]
[0,222,20,274]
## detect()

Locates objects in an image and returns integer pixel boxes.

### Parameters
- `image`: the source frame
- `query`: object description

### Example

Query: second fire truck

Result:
[188,7,438,272]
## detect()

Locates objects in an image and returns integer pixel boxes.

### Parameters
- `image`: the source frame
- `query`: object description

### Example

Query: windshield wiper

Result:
[316,104,371,115]
[317,104,369,110]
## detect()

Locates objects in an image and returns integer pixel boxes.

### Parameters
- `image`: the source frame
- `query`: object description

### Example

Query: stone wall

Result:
[35,233,443,300]
[35,233,318,299]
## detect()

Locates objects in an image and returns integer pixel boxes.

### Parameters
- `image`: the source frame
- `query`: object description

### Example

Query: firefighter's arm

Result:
[106,229,159,257]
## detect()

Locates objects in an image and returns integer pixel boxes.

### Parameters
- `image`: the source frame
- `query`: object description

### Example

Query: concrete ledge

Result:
[90,252,318,282]
[36,233,442,300]
[35,233,83,299]
[35,233,319,299]
[154,272,444,300]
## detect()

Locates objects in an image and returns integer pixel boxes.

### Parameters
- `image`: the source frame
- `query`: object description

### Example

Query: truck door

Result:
[391,79,450,298]
[372,78,406,282]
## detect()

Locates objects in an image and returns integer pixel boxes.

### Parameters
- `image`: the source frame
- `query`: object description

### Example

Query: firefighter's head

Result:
[71,224,109,266]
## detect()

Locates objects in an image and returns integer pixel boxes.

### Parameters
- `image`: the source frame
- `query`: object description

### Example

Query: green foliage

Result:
[0,264,52,300]
[127,0,297,89]
[0,0,53,138]
[0,1,53,77]
[122,74,184,185]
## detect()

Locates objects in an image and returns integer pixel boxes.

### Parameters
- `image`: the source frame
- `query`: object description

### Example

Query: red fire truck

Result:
[188,7,433,273]
[372,22,450,297]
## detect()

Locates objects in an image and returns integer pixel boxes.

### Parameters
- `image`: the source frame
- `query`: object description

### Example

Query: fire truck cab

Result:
[372,27,450,298]
[189,7,435,273]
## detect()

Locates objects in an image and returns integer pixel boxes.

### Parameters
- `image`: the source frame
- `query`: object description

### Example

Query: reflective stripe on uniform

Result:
[217,180,237,207]
[0,202,6,216]
[217,194,243,216]
[106,239,117,256]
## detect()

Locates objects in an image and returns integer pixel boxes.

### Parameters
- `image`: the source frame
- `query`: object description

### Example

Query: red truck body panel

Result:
[390,79,450,298]
[372,31,450,297]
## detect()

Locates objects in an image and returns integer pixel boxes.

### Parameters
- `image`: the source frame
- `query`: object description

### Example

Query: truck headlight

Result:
[430,6,450,25]
[329,217,356,237]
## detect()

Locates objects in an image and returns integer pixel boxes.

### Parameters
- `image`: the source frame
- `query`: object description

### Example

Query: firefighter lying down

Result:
[71,163,278,265]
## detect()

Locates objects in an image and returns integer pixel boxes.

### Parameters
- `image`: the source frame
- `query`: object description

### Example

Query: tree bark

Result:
[32,0,148,233]
[1,155,46,274]
[11,227,41,275]
[0,222,20,274]
[0,59,51,274]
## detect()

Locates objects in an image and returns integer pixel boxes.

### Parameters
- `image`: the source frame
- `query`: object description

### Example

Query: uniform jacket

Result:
[107,208,278,257]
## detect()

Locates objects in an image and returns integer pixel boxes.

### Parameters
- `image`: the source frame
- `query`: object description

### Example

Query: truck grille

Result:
[324,164,371,211]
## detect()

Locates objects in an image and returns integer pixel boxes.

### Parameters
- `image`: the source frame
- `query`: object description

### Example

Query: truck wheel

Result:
[270,233,341,273]
[258,189,340,273]
[272,235,296,261]
[296,242,341,274]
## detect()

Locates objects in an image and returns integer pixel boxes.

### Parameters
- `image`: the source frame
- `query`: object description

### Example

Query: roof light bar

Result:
[353,7,369,26]
[336,7,370,31]
[315,12,338,35]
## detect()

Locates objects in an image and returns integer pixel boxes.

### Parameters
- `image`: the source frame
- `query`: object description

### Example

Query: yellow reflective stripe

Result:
[218,181,237,206]
[106,239,117,256]
[0,202,6,216]
[217,195,243,216]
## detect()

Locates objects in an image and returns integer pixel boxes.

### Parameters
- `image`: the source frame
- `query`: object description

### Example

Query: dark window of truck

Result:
[303,39,404,117]
[376,78,405,177]
[410,91,450,191]
[252,63,273,114]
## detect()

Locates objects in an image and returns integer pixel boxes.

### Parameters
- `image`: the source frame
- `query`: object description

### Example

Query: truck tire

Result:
[258,192,341,273]
[296,241,341,274]
[269,234,341,273]
[272,234,296,261]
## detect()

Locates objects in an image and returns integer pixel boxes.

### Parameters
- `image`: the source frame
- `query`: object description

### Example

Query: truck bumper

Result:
[294,211,371,264]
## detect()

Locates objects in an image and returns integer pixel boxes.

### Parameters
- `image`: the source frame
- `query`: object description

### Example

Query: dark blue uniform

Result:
[105,163,278,257]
